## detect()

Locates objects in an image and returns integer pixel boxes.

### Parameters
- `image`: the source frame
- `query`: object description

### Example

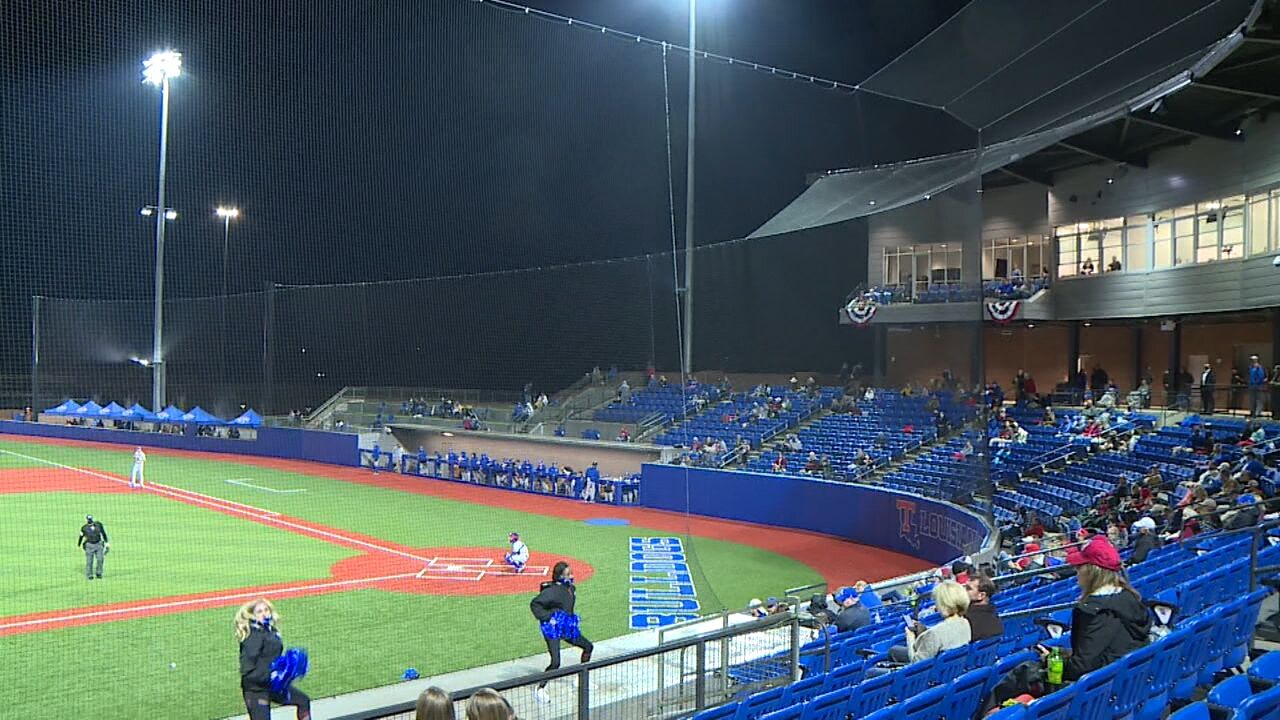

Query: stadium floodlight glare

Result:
[141,50,182,86]
[215,206,240,219]
[142,49,181,411]
[140,205,178,220]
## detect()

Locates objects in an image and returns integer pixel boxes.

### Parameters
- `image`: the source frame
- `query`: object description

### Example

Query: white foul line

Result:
[0,448,436,565]
[0,572,422,632]
[225,478,307,494]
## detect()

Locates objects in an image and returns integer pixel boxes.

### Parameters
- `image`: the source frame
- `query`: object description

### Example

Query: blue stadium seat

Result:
[735,686,785,720]
[799,689,849,720]
[847,673,895,719]
[821,660,863,691]
[1247,650,1280,683]
[1068,662,1118,720]
[782,675,825,705]
[1139,628,1190,720]
[1109,643,1156,720]
[1207,674,1254,708]
[1237,684,1280,720]
[890,658,935,702]
[901,685,947,720]
[757,704,803,720]
[946,667,995,720]
[1166,703,1209,720]
[928,645,969,686]
[1023,683,1077,720]
[693,702,740,720]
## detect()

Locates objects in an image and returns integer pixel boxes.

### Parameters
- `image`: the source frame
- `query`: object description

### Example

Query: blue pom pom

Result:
[269,648,309,694]
[540,610,581,640]
[403,668,420,681]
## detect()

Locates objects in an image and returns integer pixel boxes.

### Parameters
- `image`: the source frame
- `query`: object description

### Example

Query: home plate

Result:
[414,556,549,581]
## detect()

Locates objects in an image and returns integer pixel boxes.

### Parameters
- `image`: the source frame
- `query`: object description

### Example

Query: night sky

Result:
[2,0,969,410]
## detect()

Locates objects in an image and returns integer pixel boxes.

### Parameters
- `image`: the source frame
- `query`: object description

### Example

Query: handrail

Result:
[332,612,800,720]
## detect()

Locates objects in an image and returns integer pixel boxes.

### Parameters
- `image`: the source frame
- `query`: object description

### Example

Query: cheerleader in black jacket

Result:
[235,598,311,720]
[531,561,593,702]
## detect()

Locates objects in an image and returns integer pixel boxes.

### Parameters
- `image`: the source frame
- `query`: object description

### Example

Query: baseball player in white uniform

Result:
[505,532,530,573]
[130,447,146,488]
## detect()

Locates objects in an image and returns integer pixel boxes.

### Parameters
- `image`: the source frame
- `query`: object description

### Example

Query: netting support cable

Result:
[466,0,947,111]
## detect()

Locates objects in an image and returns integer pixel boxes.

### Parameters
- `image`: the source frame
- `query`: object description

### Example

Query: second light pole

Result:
[215,206,240,398]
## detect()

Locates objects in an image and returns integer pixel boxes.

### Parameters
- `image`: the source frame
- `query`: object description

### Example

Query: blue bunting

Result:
[539,610,581,640]
[269,647,309,698]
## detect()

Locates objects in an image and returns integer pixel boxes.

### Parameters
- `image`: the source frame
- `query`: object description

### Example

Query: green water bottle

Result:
[1046,648,1064,686]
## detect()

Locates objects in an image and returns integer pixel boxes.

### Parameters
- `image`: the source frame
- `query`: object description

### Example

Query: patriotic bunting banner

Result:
[985,299,1020,324]
[844,299,877,327]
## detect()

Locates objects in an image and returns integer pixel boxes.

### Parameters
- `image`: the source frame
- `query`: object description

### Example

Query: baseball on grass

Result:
[169,662,177,669]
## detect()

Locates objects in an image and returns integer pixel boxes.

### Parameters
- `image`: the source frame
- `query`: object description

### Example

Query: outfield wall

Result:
[0,420,358,466]
[641,464,993,566]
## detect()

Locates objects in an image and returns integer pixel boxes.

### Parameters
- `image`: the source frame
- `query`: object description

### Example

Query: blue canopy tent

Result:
[230,409,263,428]
[44,399,81,416]
[154,405,186,422]
[121,403,156,422]
[97,402,127,419]
[180,407,225,425]
[71,401,103,419]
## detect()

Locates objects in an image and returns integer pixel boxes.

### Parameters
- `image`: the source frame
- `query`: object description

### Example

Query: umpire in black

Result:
[78,514,109,580]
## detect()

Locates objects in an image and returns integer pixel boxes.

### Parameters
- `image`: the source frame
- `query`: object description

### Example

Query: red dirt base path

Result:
[0,467,128,495]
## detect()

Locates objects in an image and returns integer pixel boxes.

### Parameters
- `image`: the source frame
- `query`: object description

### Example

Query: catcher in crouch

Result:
[504,532,529,573]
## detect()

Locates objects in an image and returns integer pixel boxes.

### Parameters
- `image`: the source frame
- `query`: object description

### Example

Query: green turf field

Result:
[0,437,824,720]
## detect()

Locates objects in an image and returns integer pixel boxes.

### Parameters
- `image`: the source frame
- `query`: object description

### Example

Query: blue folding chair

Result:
[968,638,1000,669]
[799,688,849,720]
[1110,644,1156,720]
[693,702,740,720]
[848,674,895,719]
[1139,628,1189,720]
[1236,684,1280,720]
[929,646,969,686]
[995,650,1039,678]
[1172,618,1216,701]
[736,686,786,720]
[1200,599,1243,684]
[1227,589,1270,670]
[860,705,904,720]
[1247,650,1280,683]
[890,659,936,702]
[901,686,947,720]
[822,661,862,691]
[1166,702,1209,720]
[1023,684,1078,720]
[757,704,804,720]
[1207,674,1254,709]
[946,667,995,720]
[783,676,826,706]
[1069,663,1118,720]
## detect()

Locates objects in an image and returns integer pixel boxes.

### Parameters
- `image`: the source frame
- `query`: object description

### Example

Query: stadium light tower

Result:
[215,206,240,299]
[681,0,697,378]
[142,49,181,411]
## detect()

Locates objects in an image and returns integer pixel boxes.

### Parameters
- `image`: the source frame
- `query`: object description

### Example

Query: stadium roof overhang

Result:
[751,0,1275,238]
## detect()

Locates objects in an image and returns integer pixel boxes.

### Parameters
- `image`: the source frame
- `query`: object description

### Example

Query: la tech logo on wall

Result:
[895,498,983,554]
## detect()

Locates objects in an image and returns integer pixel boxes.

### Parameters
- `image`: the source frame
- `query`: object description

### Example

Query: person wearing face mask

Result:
[235,598,311,720]
[531,561,593,703]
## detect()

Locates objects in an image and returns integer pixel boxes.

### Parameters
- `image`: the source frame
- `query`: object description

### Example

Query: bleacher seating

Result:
[707,530,1275,720]
[655,387,839,450]
[593,383,721,425]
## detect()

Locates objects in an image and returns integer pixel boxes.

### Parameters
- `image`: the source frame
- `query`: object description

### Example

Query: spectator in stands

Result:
[617,379,631,404]
[1089,366,1109,393]
[1200,363,1217,415]
[1042,535,1149,682]
[1271,364,1280,419]
[771,453,787,473]
[832,586,871,633]
[804,452,821,474]
[1107,256,1122,272]
[615,427,631,443]
[783,434,802,453]
[1127,517,1160,565]
[901,581,971,663]
[1081,257,1095,275]
[1249,355,1268,417]
[415,687,454,720]
[466,689,513,720]
[964,574,1003,641]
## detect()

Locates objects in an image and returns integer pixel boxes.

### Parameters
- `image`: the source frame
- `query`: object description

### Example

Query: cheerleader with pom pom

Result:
[235,598,311,720]
[530,561,593,703]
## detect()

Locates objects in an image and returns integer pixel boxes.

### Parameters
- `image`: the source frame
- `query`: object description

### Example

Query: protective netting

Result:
[3,0,1243,717]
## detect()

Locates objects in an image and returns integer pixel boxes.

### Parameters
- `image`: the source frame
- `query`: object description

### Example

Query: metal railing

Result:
[332,612,802,720]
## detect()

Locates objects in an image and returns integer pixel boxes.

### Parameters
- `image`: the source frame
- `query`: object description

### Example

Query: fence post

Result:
[695,640,707,712]
[789,616,801,681]
[578,667,590,720]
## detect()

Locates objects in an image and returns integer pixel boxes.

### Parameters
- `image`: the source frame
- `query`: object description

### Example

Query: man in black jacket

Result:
[1200,364,1217,415]
[531,561,593,703]
[1128,517,1161,565]
[78,515,109,580]
[832,587,870,633]
[964,574,1004,641]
